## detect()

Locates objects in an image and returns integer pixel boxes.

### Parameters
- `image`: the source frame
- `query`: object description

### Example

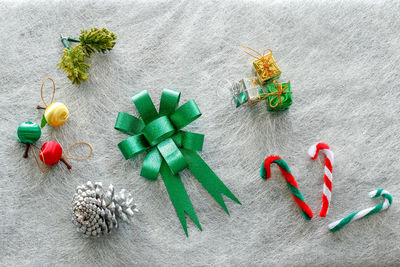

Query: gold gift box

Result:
[243,47,281,84]
[253,52,281,84]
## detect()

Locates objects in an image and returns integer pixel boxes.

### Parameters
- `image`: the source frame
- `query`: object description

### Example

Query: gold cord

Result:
[31,144,47,173]
[40,78,56,107]
[62,142,93,161]
[248,81,292,109]
[242,46,277,81]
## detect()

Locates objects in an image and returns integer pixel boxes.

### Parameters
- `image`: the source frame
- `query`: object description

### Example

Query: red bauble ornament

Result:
[40,141,63,165]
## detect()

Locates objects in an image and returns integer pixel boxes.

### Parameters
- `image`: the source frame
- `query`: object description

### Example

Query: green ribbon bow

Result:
[115,89,241,236]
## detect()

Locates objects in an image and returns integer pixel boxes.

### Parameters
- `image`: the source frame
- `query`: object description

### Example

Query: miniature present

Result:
[242,47,281,84]
[230,77,266,107]
[266,81,292,111]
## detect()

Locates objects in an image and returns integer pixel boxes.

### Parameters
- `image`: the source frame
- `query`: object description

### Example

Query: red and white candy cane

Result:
[308,143,334,217]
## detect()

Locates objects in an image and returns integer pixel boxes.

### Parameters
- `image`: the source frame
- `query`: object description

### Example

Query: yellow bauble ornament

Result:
[44,102,69,126]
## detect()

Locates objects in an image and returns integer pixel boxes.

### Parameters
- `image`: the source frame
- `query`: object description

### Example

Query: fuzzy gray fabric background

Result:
[1,0,400,265]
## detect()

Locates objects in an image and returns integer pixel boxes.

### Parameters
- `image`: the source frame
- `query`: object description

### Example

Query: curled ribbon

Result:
[242,46,280,82]
[115,89,241,236]
[248,80,292,109]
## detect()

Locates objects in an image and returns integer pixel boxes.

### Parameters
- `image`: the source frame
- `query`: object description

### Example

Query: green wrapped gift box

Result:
[266,81,292,111]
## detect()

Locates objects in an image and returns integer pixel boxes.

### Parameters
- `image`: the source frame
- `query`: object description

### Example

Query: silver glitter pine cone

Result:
[72,181,138,237]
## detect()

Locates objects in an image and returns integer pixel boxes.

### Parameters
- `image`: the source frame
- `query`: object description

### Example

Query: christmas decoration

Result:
[242,46,281,84]
[115,89,241,236]
[229,79,292,111]
[260,155,313,220]
[58,45,89,85]
[31,141,93,172]
[57,28,117,84]
[36,78,69,127]
[78,28,117,56]
[72,181,138,237]
[265,81,292,111]
[229,77,265,107]
[329,189,392,232]
[308,143,334,217]
[16,121,41,158]
[39,141,63,166]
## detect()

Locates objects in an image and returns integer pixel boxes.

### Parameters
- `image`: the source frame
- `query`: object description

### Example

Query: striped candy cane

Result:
[308,143,334,217]
[329,189,392,232]
[260,155,314,220]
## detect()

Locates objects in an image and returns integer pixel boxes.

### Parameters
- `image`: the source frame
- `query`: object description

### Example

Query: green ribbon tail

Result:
[160,162,202,237]
[181,149,241,215]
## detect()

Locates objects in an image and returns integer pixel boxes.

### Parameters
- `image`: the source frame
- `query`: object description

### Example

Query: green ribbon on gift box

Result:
[115,89,241,236]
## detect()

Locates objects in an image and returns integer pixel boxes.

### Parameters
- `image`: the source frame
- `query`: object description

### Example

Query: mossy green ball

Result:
[17,121,41,144]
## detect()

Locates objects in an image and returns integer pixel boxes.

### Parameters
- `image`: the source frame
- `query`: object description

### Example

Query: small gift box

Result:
[266,81,292,111]
[230,77,265,107]
[242,47,281,85]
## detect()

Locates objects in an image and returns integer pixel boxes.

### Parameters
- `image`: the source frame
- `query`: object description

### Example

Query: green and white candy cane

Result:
[329,189,392,232]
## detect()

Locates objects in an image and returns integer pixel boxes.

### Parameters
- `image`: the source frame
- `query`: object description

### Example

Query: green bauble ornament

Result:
[17,122,41,144]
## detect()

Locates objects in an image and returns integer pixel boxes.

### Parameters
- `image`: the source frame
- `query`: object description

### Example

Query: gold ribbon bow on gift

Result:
[248,80,292,109]
[242,46,280,82]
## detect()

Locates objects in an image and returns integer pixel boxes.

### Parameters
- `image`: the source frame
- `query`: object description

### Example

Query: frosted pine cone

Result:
[72,181,138,237]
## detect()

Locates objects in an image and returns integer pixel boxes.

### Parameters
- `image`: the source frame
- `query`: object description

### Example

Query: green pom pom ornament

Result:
[17,122,41,144]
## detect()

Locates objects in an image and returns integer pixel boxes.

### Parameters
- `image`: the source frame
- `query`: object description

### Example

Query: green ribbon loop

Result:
[157,138,187,175]
[140,148,163,180]
[118,134,149,159]
[159,88,181,116]
[115,112,145,135]
[181,131,204,151]
[142,116,175,146]
[170,100,202,130]
[172,131,204,151]
[171,132,183,147]
[132,90,158,124]
[115,89,240,236]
